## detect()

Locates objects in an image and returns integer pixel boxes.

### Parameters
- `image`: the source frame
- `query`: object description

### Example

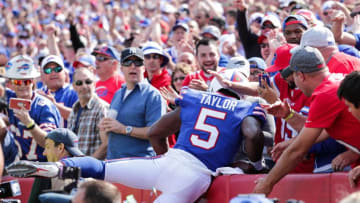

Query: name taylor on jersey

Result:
[199,93,237,112]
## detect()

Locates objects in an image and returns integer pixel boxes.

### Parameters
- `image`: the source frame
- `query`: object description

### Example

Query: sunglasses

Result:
[44,66,63,74]
[74,79,93,86]
[96,55,112,62]
[144,54,161,60]
[260,43,269,48]
[122,60,144,67]
[261,23,275,30]
[351,11,360,18]
[173,76,185,82]
[11,79,33,86]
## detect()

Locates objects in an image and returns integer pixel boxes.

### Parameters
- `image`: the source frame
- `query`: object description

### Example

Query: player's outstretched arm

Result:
[148,108,181,155]
[6,157,106,180]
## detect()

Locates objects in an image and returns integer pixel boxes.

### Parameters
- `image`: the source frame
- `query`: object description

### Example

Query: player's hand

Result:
[189,79,208,91]
[332,150,360,172]
[253,177,273,196]
[348,166,360,188]
[160,86,182,104]
[13,108,32,127]
[99,117,125,134]
[271,139,293,161]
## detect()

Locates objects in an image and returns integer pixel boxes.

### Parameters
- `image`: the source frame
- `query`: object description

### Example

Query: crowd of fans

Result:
[3,0,360,201]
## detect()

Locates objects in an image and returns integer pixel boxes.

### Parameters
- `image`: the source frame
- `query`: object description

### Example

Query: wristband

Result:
[26,120,35,130]
[284,109,295,121]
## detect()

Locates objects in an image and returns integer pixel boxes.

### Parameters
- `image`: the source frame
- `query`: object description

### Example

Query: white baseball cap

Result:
[260,14,281,28]
[226,56,250,78]
[300,26,336,48]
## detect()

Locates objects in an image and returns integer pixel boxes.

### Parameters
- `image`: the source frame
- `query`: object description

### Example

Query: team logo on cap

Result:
[129,48,137,55]
[17,64,30,72]
[5,62,12,71]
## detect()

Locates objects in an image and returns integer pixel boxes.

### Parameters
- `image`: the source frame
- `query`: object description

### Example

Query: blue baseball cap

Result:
[92,46,120,61]
[46,128,84,157]
[282,15,308,31]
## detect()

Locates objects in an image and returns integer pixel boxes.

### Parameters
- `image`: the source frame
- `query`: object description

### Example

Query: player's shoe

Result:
[6,160,60,178]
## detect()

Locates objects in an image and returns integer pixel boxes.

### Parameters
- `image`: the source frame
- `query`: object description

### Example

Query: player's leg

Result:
[104,156,166,189]
[153,149,212,203]
[104,149,212,203]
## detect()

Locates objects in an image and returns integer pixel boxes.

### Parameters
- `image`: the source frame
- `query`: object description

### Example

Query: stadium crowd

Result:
[2,0,360,202]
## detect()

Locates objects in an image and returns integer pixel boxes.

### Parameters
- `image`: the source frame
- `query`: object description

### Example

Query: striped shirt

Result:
[67,95,109,156]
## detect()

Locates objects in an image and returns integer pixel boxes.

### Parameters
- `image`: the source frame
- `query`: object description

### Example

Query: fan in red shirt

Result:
[254,46,360,196]
[92,46,125,104]
[182,39,225,91]
[142,41,171,90]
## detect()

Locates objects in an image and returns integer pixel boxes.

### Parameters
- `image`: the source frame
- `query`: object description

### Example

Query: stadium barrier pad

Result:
[2,173,359,203]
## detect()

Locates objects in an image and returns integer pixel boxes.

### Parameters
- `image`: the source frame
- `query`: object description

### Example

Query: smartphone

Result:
[259,73,271,88]
[9,98,31,111]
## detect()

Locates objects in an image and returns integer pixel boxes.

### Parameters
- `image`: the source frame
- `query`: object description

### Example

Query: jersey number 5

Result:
[190,108,226,150]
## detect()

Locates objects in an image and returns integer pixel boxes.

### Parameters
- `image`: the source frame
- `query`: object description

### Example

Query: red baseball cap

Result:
[265,43,297,73]
[258,35,267,44]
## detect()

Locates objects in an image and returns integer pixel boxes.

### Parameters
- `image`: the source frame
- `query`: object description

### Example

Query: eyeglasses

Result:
[144,54,161,60]
[173,76,185,82]
[351,11,360,18]
[122,60,144,67]
[96,55,112,62]
[11,79,33,86]
[43,66,63,74]
[260,43,269,48]
[74,79,93,86]
[261,23,275,30]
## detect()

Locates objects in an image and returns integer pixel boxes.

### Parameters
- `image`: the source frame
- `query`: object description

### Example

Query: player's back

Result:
[174,89,265,171]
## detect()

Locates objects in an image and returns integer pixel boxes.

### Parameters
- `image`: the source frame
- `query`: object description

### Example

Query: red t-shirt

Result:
[306,74,360,151]
[95,74,125,104]
[328,52,360,74]
[273,73,312,143]
[144,68,171,90]
[273,73,314,173]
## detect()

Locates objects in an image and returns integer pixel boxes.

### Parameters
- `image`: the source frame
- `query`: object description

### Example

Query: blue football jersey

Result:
[7,90,62,161]
[40,84,78,127]
[174,89,266,171]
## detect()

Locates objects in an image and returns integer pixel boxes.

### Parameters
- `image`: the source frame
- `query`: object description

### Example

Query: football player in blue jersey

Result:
[4,55,62,162]
[6,69,266,202]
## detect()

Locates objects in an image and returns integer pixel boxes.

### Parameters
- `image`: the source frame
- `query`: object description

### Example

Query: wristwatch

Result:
[125,126,133,136]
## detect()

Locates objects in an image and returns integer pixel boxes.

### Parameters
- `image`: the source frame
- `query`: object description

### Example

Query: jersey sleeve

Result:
[305,93,344,128]
[36,100,62,132]
[247,102,266,126]
[61,156,105,180]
